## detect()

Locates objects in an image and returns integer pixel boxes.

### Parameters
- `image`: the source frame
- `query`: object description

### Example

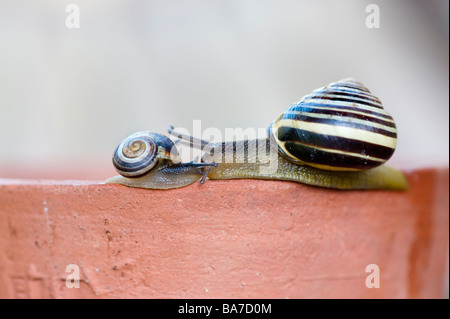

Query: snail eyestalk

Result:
[168,125,210,149]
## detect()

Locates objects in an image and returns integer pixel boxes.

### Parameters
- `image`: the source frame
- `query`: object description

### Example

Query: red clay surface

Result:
[0,168,448,298]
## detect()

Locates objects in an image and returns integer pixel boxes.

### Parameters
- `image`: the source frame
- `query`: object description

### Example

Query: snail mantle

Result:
[0,167,448,298]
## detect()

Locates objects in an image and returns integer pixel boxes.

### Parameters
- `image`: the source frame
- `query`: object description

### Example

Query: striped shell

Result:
[269,79,397,171]
[113,131,179,177]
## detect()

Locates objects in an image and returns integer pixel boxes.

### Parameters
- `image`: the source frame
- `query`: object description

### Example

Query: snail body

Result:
[196,140,408,190]
[168,79,408,190]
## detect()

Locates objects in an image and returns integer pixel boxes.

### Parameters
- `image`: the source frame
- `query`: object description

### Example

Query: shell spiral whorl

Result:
[269,78,397,171]
[113,131,161,178]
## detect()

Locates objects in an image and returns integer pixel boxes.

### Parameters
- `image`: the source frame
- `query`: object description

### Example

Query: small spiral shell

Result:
[113,131,178,178]
[269,78,397,171]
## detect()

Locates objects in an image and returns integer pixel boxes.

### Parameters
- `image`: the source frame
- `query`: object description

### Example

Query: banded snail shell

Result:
[269,78,397,171]
[113,131,180,177]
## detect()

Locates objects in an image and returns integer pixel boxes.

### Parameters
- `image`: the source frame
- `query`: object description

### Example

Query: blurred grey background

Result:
[0,0,448,179]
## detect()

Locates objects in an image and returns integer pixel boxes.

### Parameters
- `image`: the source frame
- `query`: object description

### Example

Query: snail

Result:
[168,78,408,190]
[106,79,408,190]
[105,131,216,189]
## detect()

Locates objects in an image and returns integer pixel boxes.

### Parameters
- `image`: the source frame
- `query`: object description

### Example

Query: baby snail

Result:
[105,131,216,189]
[168,78,408,190]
